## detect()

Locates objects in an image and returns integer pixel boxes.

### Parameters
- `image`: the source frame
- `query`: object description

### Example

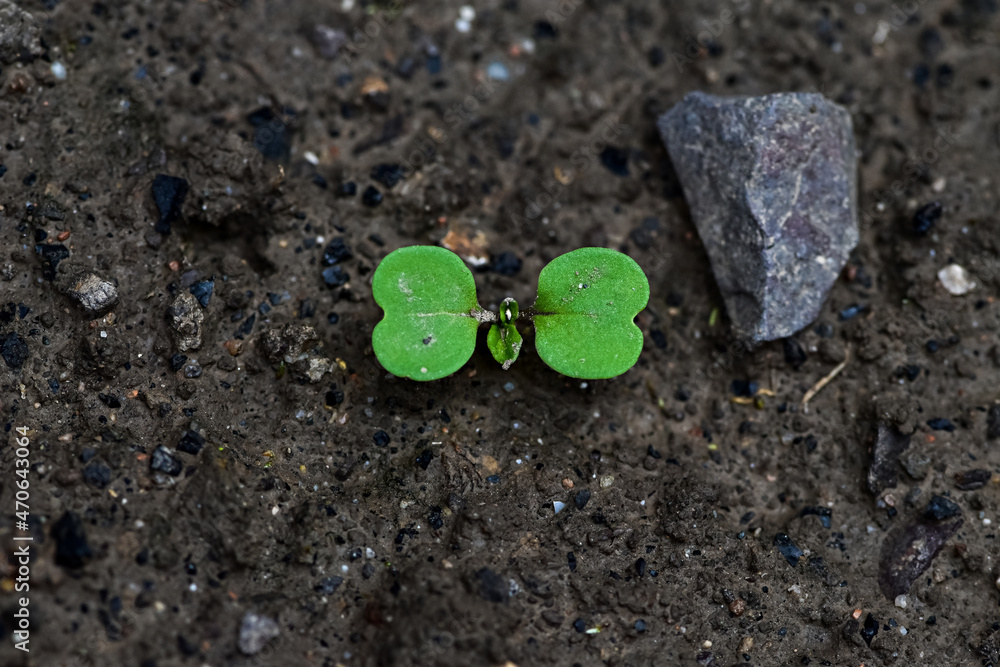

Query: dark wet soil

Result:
[2,1,1000,666]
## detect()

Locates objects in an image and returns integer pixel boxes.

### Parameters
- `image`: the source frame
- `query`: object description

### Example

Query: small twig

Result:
[802,346,851,408]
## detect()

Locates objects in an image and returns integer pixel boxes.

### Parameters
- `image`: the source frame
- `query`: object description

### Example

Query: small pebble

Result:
[924,495,960,521]
[68,274,119,315]
[152,174,189,234]
[1,332,29,369]
[455,5,475,32]
[927,418,955,432]
[912,201,941,235]
[150,447,183,477]
[170,353,188,371]
[189,279,214,307]
[370,164,405,188]
[774,533,803,566]
[361,185,383,207]
[486,61,510,82]
[322,266,350,287]
[938,264,975,295]
[238,612,280,655]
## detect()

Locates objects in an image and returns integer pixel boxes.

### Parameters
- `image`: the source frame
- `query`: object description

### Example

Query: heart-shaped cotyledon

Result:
[530,248,650,379]
[371,245,492,381]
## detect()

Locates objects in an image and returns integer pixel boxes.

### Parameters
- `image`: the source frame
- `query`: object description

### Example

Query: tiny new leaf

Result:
[532,248,649,379]
[487,298,522,369]
[372,246,486,380]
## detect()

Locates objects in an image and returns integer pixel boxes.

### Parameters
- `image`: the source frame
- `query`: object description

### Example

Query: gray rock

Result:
[1,331,28,369]
[167,293,204,351]
[0,0,42,64]
[238,612,280,655]
[868,422,911,494]
[310,25,347,60]
[67,274,119,314]
[658,92,858,343]
[259,324,331,383]
[150,446,182,477]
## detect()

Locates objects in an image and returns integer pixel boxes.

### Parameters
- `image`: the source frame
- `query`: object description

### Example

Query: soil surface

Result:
[2,1,1000,666]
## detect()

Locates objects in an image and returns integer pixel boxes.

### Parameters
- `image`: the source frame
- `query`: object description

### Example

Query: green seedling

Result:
[372,245,649,380]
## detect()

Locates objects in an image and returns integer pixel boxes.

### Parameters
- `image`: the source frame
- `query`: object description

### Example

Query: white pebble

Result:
[895,594,907,608]
[938,264,976,295]
[553,501,565,514]
[486,62,510,82]
[51,62,67,80]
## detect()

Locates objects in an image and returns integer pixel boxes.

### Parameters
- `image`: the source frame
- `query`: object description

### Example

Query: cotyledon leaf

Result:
[532,248,649,379]
[372,246,485,381]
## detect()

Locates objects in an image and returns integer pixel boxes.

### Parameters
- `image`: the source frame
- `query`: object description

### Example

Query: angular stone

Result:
[167,293,204,351]
[0,0,42,65]
[67,274,119,314]
[878,518,962,599]
[152,174,189,234]
[868,422,911,495]
[658,92,859,342]
[150,446,183,477]
[1,331,28,369]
